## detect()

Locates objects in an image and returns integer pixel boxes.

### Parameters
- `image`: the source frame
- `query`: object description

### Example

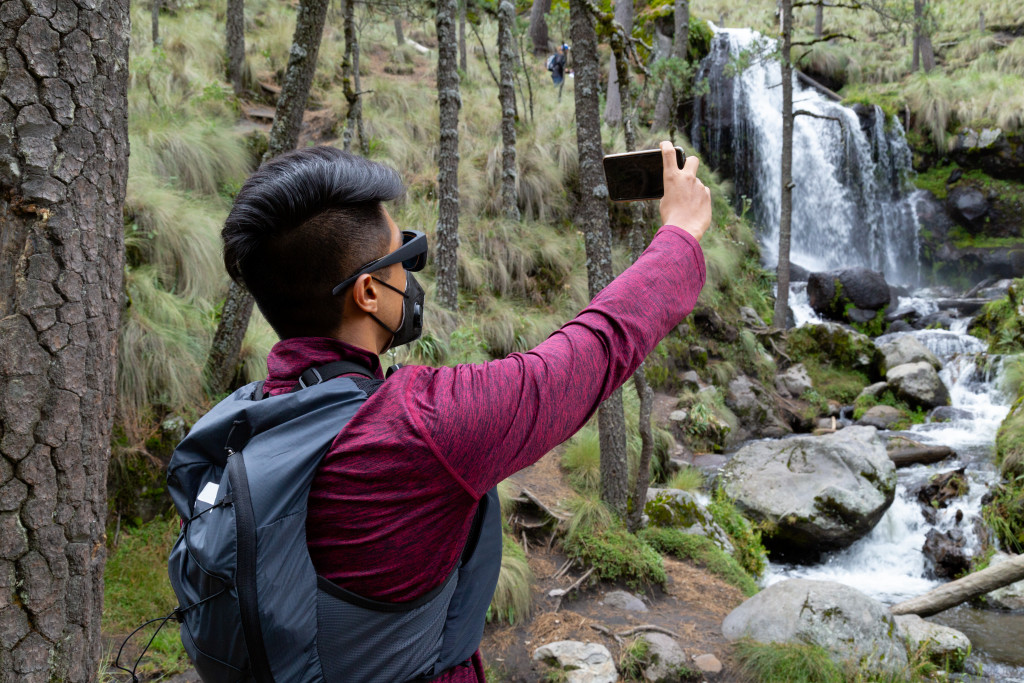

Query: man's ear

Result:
[350,273,380,314]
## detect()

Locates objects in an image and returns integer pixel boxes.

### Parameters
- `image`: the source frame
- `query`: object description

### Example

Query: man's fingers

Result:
[660,141,677,173]
[682,154,699,177]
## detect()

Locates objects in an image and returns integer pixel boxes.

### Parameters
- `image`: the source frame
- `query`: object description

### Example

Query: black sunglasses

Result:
[332,230,428,296]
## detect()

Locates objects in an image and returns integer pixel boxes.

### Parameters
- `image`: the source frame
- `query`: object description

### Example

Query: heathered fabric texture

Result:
[262,226,705,681]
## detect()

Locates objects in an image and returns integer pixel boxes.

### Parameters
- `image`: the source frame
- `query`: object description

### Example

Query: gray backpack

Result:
[167,365,501,683]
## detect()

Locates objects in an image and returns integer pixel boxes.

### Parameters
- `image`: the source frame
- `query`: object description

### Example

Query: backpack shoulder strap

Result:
[295,360,376,390]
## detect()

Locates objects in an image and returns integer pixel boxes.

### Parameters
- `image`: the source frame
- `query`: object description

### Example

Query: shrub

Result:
[707,489,768,578]
[562,526,667,590]
[639,527,759,596]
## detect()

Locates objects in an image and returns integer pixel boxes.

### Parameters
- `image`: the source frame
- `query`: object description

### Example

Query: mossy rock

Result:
[785,323,882,381]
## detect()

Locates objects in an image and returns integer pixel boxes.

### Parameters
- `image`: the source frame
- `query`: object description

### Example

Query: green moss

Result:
[563,527,667,590]
[640,527,759,597]
[707,489,768,578]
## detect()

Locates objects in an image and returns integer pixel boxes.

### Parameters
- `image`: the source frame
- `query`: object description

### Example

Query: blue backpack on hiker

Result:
[166,363,502,683]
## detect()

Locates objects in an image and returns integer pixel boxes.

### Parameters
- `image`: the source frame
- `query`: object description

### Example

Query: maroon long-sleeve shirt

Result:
[261,226,706,681]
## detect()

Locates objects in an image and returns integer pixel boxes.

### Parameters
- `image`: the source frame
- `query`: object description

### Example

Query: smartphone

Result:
[603,147,685,202]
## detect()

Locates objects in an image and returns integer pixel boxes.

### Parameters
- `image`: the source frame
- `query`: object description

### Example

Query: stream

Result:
[692,26,1024,678]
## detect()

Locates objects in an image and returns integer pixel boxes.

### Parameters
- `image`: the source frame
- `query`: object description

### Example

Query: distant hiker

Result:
[548,43,568,100]
[167,142,711,682]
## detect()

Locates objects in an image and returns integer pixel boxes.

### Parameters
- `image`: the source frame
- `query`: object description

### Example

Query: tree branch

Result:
[792,32,856,46]
[469,22,500,88]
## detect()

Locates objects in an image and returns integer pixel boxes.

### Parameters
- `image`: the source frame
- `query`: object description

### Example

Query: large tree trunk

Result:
[395,16,405,45]
[0,1,130,680]
[436,0,462,311]
[603,0,634,127]
[891,553,1024,617]
[774,0,794,329]
[227,0,246,95]
[498,0,520,220]
[529,0,552,55]
[651,0,689,132]
[570,0,628,517]
[459,0,468,73]
[206,0,331,395]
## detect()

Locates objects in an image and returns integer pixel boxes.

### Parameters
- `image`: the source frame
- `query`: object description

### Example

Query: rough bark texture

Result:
[891,553,1024,617]
[911,0,934,72]
[603,0,634,127]
[570,0,628,516]
[0,1,130,680]
[498,0,520,220]
[436,0,461,311]
[226,0,246,95]
[206,0,331,395]
[651,0,688,132]
[458,0,467,73]
[529,0,551,54]
[342,0,367,155]
[773,0,794,330]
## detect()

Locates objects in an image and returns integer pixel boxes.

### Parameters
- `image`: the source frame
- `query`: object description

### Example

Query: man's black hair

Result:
[223,146,405,339]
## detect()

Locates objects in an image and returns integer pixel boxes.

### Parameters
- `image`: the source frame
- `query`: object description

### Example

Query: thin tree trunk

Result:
[774,0,794,330]
[459,0,468,73]
[912,0,921,72]
[814,1,823,39]
[342,0,364,154]
[516,28,536,125]
[603,0,634,127]
[395,16,405,45]
[436,0,462,311]
[0,1,130,680]
[152,0,161,44]
[529,0,552,54]
[651,0,689,132]
[227,0,246,95]
[891,554,1024,617]
[498,0,520,220]
[206,0,331,395]
[570,0,628,517]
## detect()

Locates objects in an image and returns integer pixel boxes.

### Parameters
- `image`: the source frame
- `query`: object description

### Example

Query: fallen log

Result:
[889,445,954,468]
[890,552,1024,617]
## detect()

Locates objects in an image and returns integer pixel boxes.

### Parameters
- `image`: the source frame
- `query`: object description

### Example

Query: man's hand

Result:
[659,141,712,243]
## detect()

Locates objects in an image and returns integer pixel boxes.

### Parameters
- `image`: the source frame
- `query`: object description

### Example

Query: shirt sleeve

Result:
[397,226,707,498]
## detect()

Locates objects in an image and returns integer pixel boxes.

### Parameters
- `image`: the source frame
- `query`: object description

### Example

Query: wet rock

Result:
[886,361,951,409]
[913,468,968,509]
[923,528,970,579]
[950,127,1024,181]
[856,405,904,430]
[722,579,908,675]
[603,590,648,613]
[807,267,891,322]
[775,363,812,399]
[877,336,941,374]
[789,262,811,282]
[725,375,791,440]
[720,427,896,561]
[946,185,989,233]
[894,614,971,669]
[533,641,617,683]
[913,311,960,330]
[977,279,1013,300]
[985,553,1024,610]
[930,406,973,422]
[640,633,687,682]
[887,320,915,333]
[888,444,954,468]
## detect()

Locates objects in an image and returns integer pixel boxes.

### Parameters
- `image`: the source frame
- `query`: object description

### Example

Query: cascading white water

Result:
[692,27,922,284]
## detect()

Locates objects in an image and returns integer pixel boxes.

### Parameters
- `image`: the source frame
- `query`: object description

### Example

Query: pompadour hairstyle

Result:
[222,146,405,339]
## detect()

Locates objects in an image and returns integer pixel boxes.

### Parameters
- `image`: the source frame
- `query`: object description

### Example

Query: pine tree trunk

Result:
[498,0,520,220]
[152,0,161,45]
[651,0,689,132]
[912,0,922,72]
[603,0,634,127]
[206,0,331,395]
[774,0,794,330]
[570,0,628,517]
[459,0,468,73]
[529,0,551,54]
[342,0,365,154]
[0,1,130,680]
[814,1,823,39]
[436,0,462,311]
[395,17,405,45]
[227,0,246,95]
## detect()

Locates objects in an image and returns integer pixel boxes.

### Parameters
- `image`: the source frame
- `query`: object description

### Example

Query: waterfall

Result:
[692,27,922,284]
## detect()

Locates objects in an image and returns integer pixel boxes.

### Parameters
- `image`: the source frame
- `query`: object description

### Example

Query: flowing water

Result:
[693,27,1023,677]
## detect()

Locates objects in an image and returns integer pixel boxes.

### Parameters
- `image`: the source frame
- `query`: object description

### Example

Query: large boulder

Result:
[807,268,891,322]
[894,614,970,669]
[886,361,951,409]
[645,488,734,555]
[725,375,791,441]
[876,335,941,375]
[720,427,896,561]
[533,642,617,683]
[722,579,909,675]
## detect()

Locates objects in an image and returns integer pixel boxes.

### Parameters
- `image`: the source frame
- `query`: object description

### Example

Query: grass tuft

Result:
[640,526,759,596]
[488,533,534,626]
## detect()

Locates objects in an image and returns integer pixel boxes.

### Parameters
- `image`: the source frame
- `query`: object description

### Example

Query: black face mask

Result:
[370,273,424,353]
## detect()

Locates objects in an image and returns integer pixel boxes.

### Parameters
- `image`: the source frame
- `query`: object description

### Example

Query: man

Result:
[217,141,710,680]
[549,43,568,86]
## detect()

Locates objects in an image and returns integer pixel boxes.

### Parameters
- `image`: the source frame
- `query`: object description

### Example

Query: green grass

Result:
[733,639,846,683]
[103,516,188,677]
[562,525,667,590]
[639,526,759,596]
[707,489,768,578]
[664,466,704,492]
[488,532,534,626]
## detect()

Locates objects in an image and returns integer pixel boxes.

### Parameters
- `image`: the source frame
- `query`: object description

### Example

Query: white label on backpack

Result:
[197,482,219,506]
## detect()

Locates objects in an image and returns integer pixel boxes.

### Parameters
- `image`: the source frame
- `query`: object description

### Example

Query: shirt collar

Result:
[266,337,384,383]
